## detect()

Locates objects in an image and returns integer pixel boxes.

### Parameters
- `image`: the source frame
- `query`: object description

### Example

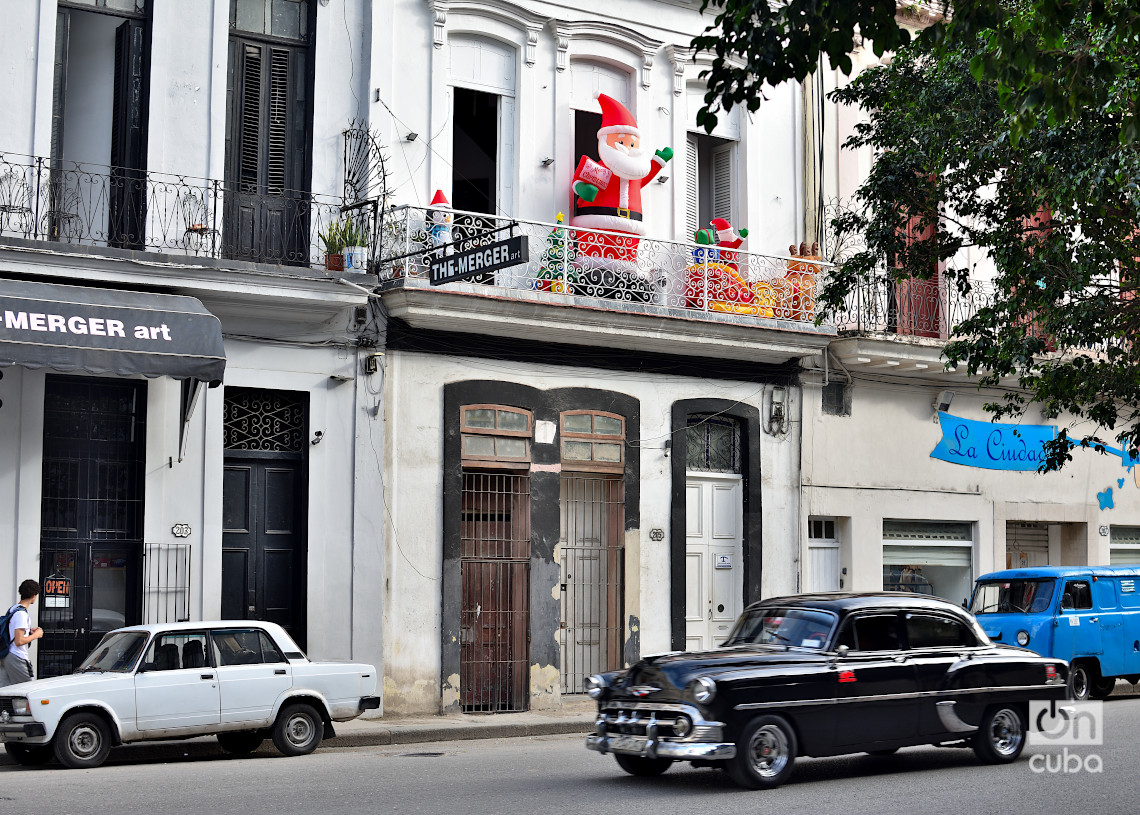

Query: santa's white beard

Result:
[598,139,652,180]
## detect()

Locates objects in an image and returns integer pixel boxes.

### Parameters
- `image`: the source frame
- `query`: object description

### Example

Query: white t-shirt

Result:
[7,605,30,661]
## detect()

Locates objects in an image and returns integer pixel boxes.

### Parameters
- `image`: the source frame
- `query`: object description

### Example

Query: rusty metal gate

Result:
[559,475,624,694]
[460,472,530,712]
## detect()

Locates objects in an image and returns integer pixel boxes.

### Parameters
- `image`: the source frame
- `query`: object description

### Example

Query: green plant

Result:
[319,216,368,255]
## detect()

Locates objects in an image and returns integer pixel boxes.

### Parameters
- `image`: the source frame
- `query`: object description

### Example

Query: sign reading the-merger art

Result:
[930,412,1056,471]
[428,236,528,286]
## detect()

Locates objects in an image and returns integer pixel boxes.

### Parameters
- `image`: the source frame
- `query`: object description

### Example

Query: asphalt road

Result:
[4,697,1138,815]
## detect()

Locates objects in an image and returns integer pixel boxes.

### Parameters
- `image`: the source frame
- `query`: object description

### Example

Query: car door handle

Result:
[274,669,286,675]
[201,674,214,680]
[1090,617,1098,623]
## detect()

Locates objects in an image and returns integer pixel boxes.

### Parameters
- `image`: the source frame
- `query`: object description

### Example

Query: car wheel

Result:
[1090,677,1116,699]
[727,715,797,790]
[53,712,112,769]
[613,754,672,777]
[217,732,265,755]
[1068,662,1092,701]
[972,705,1026,765]
[4,743,55,766]
[272,703,323,757]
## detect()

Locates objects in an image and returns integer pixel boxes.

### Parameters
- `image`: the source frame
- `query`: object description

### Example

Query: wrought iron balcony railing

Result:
[0,152,376,272]
[830,275,1000,339]
[378,206,829,325]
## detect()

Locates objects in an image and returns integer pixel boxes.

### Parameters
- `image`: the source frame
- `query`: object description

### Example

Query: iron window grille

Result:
[223,388,307,452]
[460,405,532,468]
[559,410,625,473]
[143,542,191,624]
[685,414,742,473]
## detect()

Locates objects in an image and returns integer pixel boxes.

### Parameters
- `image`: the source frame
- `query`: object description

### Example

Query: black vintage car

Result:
[585,592,1068,789]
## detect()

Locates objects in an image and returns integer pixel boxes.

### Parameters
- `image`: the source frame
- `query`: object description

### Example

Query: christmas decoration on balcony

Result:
[428,189,452,249]
[685,218,780,317]
[571,94,672,273]
[534,212,575,294]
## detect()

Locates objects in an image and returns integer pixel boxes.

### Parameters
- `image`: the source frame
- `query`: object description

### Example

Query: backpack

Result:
[0,604,18,656]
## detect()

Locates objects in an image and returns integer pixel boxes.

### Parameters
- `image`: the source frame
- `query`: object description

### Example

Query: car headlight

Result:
[11,698,30,716]
[1017,630,1030,647]
[688,676,717,704]
[585,674,608,699]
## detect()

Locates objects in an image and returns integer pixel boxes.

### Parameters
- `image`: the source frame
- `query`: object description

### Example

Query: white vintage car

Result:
[0,621,379,769]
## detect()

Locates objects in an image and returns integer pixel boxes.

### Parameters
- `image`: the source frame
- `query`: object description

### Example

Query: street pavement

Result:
[2,695,1138,815]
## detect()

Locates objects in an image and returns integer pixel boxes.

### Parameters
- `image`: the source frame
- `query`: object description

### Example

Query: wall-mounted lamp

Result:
[540,157,555,166]
[656,175,669,184]
[768,386,788,434]
[933,389,954,414]
[405,132,419,142]
[311,430,325,446]
[664,438,672,457]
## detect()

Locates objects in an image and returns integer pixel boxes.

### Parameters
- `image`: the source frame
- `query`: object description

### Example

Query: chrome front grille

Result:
[0,699,14,717]
[598,703,696,739]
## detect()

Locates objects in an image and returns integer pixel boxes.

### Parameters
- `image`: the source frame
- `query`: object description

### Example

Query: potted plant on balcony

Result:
[320,219,348,271]
[342,217,370,272]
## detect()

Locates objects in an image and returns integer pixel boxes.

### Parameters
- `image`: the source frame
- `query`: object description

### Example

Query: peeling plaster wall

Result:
[382,350,801,715]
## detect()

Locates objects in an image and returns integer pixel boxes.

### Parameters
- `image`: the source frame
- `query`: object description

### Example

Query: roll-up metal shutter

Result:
[882,545,972,567]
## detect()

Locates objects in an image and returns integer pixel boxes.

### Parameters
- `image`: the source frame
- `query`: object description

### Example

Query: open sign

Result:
[43,576,71,608]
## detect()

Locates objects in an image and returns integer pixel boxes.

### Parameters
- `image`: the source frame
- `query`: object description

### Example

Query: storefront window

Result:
[883,521,973,606]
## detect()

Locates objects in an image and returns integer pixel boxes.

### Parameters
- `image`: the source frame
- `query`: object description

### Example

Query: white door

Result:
[686,474,743,650]
[808,543,841,592]
[134,631,220,731]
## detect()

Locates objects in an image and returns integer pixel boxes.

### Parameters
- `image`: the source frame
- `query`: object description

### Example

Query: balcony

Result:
[376,206,836,364]
[0,152,376,275]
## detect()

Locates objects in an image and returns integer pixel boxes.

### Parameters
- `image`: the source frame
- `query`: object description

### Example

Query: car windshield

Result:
[723,607,837,649]
[970,579,1056,614]
[76,631,149,673]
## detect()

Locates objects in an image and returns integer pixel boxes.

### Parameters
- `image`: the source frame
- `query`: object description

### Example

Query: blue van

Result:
[969,566,1140,699]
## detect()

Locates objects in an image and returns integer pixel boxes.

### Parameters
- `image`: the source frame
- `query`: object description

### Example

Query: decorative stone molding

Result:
[426,0,549,63]
[665,44,691,96]
[427,0,448,48]
[551,21,663,88]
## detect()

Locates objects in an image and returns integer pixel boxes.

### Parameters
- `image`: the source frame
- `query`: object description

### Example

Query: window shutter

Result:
[267,48,289,194]
[685,134,698,235]
[51,9,71,167]
[239,43,263,192]
[712,144,733,223]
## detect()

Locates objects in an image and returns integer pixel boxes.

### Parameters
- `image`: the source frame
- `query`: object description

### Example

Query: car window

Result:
[723,608,837,649]
[211,628,286,666]
[905,614,978,648]
[970,578,1055,614]
[78,631,148,673]
[140,631,210,672]
[836,614,902,652]
[1063,580,1093,610]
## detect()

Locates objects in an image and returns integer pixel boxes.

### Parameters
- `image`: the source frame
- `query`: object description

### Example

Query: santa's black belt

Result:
[575,206,642,221]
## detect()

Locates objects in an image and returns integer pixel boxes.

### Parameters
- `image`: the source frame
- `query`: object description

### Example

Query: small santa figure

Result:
[571,94,672,271]
[428,189,452,249]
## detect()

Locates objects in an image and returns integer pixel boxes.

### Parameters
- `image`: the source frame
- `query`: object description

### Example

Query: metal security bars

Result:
[143,542,191,624]
[0,152,377,271]
[460,472,531,713]
[559,475,624,694]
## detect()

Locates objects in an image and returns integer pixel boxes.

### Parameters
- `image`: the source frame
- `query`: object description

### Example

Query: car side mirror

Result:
[1061,593,1074,610]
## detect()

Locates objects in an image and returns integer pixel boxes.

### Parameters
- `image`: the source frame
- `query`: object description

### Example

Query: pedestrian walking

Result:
[0,579,44,687]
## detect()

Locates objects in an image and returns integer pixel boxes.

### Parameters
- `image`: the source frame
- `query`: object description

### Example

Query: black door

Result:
[38,377,146,677]
[832,612,918,748]
[108,18,148,249]
[222,456,306,648]
[223,36,311,265]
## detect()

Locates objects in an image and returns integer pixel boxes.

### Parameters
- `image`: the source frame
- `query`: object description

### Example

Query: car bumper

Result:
[586,733,736,761]
[0,722,48,739]
[359,696,381,711]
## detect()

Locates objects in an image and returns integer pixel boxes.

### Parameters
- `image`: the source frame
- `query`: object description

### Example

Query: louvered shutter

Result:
[238,43,263,192]
[711,144,733,223]
[109,18,147,249]
[685,134,699,235]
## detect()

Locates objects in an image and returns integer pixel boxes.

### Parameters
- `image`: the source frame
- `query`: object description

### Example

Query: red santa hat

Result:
[596,94,639,139]
[430,189,450,208]
[710,217,738,243]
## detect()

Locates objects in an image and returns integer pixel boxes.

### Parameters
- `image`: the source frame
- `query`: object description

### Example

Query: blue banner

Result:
[930,413,1056,471]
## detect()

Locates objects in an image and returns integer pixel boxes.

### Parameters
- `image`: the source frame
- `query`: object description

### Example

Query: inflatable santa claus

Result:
[571,93,672,271]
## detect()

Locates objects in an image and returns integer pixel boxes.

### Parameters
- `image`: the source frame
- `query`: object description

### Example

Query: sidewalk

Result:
[331,696,597,748]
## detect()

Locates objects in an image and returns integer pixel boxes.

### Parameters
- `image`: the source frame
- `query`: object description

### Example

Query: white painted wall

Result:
[380,350,802,714]
[801,378,1140,598]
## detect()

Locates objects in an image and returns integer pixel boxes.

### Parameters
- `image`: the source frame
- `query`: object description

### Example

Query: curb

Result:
[330,718,595,748]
